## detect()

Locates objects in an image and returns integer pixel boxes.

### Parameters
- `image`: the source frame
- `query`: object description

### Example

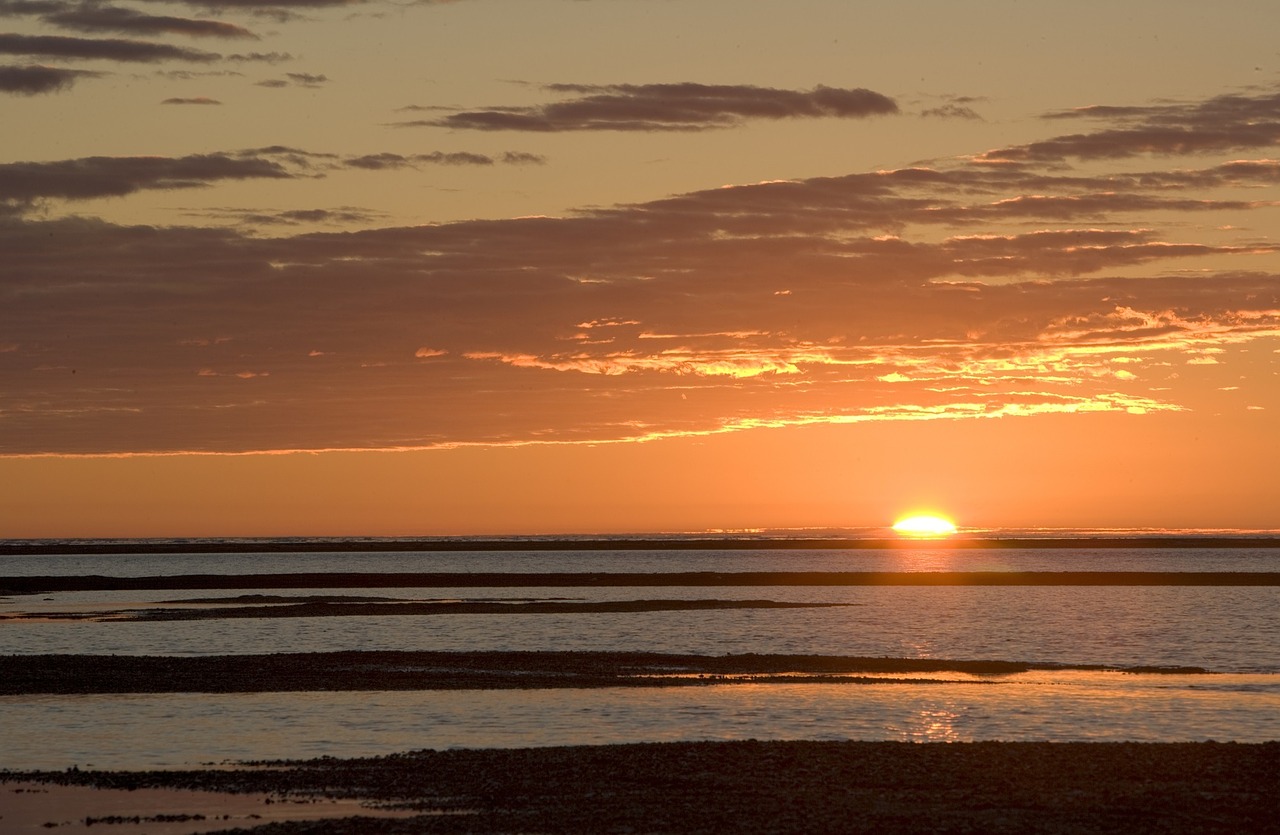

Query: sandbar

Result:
[0,650,1207,695]
[6,570,1280,596]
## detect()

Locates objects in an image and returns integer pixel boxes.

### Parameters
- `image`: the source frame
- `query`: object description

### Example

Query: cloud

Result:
[179,205,387,227]
[285,71,325,85]
[156,69,243,80]
[0,152,292,208]
[921,103,982,120]
[396,83,898,132]
[502,151,546,165]
[256,70,327,87]
[0,62,99,93]
[343,151,541,170]
[227,51,291,63]
[3,84,1279,455]
[161,95,221,104]
[37,3,257,39]
[128,0,463,9]
[980,88,1280,162]
[140,0,376,7]
[3,157,1277,454]
[0,32,220,62]
[0,0,64,13]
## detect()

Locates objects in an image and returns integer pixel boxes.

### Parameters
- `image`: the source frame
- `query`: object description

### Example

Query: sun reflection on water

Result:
[896,706,963,742]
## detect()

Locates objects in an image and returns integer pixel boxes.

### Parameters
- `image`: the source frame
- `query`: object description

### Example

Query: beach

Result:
[5,740,1280,834]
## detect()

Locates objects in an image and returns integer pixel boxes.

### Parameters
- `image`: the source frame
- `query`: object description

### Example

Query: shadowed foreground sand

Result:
[5,740,1279,834]
[0,781,416,835]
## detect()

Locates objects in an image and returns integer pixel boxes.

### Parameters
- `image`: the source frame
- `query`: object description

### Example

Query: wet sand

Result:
[5,740,1279,834]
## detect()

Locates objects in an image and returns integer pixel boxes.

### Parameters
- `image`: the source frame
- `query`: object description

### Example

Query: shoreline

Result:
[5,740,1279,834]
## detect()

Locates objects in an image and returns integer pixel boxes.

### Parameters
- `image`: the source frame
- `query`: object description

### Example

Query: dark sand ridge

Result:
[5,740,1279,833]
[5,570,1280,595]
[0,597,853,622]
[0,651,1209,694]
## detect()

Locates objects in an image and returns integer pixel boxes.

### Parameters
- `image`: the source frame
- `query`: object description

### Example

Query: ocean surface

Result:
[3,541,1279,769]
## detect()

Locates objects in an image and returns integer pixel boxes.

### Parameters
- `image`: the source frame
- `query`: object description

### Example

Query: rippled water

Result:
[4,545,1279,576]
[5,585,1280,672]
[4,671,1279,770]
[4,548,1279,672]
[2,546,1278,768]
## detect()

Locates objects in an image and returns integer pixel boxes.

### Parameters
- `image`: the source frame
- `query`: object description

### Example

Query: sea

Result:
[2,536,1279,770]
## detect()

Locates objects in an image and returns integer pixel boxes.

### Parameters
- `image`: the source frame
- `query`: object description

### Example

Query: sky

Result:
[2,0,1279,537]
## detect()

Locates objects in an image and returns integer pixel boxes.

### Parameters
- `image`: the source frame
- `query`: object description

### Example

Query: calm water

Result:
[4,545,1279,576]
[2,545,1278,768]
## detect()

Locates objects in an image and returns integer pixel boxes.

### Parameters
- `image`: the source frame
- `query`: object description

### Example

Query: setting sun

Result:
[892,514,958,537]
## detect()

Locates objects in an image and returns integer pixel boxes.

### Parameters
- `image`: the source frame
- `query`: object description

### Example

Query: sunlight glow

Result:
[892,514,958,537]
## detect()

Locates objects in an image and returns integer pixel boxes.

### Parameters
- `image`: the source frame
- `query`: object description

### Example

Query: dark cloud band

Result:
[0,153,291,203]
[982,89,1280,162]
[0,62,98,93]
[0,31,220,62]
[44,4,257,39]
[398,83,898,132]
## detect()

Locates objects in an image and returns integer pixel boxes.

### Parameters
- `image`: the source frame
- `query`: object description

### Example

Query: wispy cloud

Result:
[343,151,544,169]
[226,50,290,63]
[980,88,1280,162]
[6,1,260,39]
[161,95,221,104]
[258,70,326,87]
[397,83,898,132]
[921,102,982,120]
[0,152,292,207]
[180,205,388,226]
[0,32,220,62]
[0,62,99,93]
[285,70,325,85]
[137,0,378,7]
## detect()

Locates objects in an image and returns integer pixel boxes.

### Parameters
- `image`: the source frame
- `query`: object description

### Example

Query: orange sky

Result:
[1,1,1278,536]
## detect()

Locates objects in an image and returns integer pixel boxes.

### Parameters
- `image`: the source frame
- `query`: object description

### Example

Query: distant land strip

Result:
[1,598,853,622]
[5,571,1280,594]
[0,651,1210,695]
[4,536,1280,556]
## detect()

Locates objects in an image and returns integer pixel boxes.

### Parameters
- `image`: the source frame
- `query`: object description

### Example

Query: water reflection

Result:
[893,549,960,573]
[896,706,963,742]
[3,673,1279,770]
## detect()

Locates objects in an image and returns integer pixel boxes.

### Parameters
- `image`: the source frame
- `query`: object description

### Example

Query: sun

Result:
[892,514,958,538]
